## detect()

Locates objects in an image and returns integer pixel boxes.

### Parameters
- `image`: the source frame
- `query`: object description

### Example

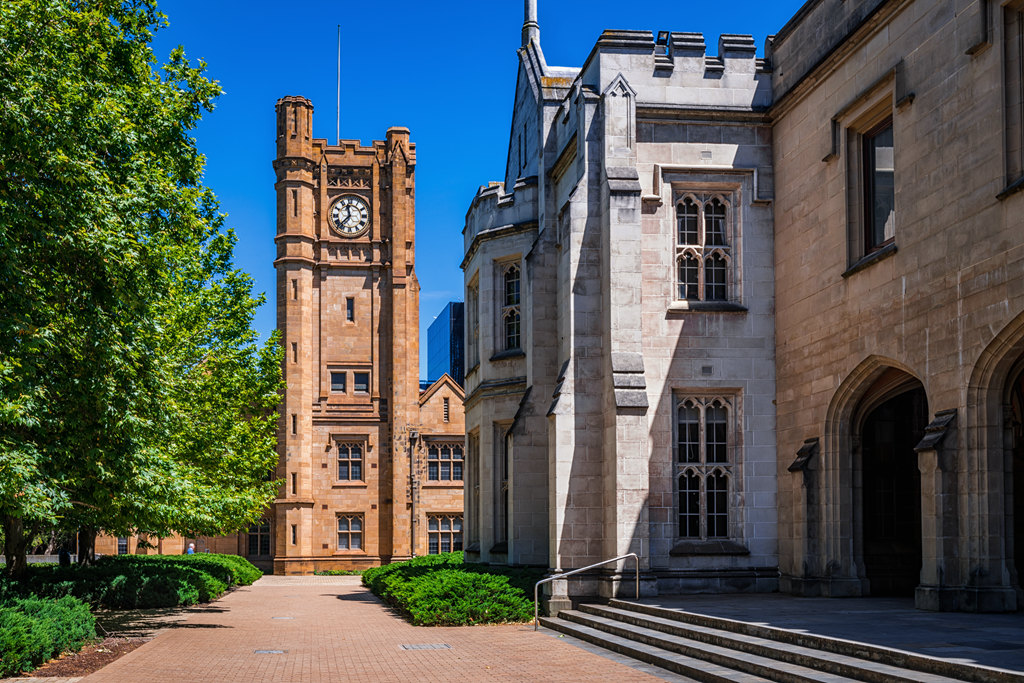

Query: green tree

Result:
[0,0,281,577]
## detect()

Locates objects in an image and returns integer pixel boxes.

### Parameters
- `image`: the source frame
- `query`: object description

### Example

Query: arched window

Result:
[705,252,727,301]
[677,198,699,245]
[501,263,521,350]
[704,198,727,246]
[674,194,731,302]
[675,396,734,540]
[678,253,699,301]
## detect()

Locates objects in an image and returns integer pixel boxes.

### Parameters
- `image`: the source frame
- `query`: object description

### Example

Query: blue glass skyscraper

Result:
[427,302,465,387]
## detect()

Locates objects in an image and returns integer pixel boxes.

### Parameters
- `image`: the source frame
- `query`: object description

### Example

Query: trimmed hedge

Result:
[362,552,542,626]
[3,554,260,609]
[0,595,96,677]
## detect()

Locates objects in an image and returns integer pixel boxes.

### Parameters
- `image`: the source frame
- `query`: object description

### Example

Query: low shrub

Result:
[362,552,542,626]
[4,555,254,609]
[0,595,96,677]
[313,569,363,576]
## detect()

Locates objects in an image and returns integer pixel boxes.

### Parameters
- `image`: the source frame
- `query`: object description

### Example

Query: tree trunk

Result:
[1,514,31,580]
[77,526,97,565]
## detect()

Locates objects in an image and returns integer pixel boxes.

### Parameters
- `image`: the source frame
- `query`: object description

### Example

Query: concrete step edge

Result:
[540,616,777,683]
[607,600,1024,683]
[560,610,856,683]
[580,603,964,683]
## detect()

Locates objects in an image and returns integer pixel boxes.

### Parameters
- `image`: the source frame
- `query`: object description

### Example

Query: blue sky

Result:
[152,0,806,378]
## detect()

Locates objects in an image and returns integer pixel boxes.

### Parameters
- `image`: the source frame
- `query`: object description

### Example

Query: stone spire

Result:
[522,0,540,47]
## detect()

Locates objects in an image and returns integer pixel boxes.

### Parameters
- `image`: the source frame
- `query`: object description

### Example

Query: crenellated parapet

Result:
[591,30,772,77]
[462,176,539,269]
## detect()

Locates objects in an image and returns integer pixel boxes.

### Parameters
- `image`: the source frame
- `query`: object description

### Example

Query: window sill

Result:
[331,482,368,489]
[667,301,747,313]
[669,540,750,556]
[464,542,481,553]
[489,349,525,361]
[842,241,897,278]
[422,481,464,488]
[997,175,1024,201]
[332,551,368,556]
[489,541,508,554]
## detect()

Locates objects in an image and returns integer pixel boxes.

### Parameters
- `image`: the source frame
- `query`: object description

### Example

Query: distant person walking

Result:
[186,543,195,555]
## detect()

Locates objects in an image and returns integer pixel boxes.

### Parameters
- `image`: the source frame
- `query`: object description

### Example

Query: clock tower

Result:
[272,95,422,573]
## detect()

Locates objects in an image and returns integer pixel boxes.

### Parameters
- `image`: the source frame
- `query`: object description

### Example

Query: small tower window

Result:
[443,397,450,423]
[346,297,354,322]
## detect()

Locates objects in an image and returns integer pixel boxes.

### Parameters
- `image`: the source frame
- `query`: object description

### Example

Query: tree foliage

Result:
[0,0,282,575]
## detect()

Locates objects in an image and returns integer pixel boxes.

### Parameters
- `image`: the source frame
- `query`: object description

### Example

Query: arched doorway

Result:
[857,377,927,596]
[1007,359,1024,589]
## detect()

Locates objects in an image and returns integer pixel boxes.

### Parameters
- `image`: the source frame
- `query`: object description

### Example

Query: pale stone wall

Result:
[772,0,1024,610]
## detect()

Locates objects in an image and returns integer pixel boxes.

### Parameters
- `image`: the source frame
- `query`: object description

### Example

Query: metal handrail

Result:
[533,553,639,630]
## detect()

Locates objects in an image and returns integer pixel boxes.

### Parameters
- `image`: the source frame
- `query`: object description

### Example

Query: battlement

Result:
[593,30,771,74]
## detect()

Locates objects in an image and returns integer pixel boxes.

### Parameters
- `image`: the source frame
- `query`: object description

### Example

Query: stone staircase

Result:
[540,600,1024,683]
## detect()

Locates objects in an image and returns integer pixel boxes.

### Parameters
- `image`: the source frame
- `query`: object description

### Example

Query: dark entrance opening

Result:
[861,386,927,596]
[1009,368,1024,586]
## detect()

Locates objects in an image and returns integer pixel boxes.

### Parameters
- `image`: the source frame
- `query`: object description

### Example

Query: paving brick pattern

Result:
[80,576,667,682]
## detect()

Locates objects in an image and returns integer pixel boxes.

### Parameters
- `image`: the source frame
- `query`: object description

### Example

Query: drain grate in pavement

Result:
[254,650,287,654]
[399,643,451,651]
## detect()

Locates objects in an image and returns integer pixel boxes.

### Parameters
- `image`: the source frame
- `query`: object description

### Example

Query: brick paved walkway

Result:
[79,576,671,682]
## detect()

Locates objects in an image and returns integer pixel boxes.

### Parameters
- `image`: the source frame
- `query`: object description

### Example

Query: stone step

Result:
[557,610,858,683]
[579,604,965,683]
[540,616,777,683]
[607,600,1024,683]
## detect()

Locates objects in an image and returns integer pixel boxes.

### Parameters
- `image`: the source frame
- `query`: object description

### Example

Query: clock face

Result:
[329,195,370,236]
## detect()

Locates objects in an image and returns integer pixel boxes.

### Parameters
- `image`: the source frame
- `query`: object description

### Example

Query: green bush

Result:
[361,552,542,626]
[99,553,262,587]
[0,595,96,677]
[1,555,255,609]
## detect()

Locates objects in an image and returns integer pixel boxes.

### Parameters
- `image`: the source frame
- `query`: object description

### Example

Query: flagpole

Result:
[336,24,341,143]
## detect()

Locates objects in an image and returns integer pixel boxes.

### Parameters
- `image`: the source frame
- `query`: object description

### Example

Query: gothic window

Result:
[427,515,463,554]
[247,520,271,557]
[117,537,129,555]
[337,514,363,550]
[675,397,734,539]
[502,263,521,350]
[675,195,731,302]
[337,442,363,481]
[427,443,463,481]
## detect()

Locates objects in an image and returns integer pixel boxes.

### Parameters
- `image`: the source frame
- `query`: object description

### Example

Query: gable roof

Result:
[418,373,465,406]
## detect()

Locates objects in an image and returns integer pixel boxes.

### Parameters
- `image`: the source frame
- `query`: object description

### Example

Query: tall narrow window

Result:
[291,279,297,300]
[291,189,298,217]
[291,472,297,495]
[290,524,297,545]
[675,397,734,540]
[863,119,895,251]
[467,280,480,368]
[337,443,363,481]
[493,429,511,548]
[443,397,450,423]
[1006,3,1024,184]
[337,515,362,550]
[291,342,297,363]
[675,194,731,302]
[467,433,480,548]
[117,537,129,555]
[501,263,521,351]
[291,414,297,435]
[346,297,354,322]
